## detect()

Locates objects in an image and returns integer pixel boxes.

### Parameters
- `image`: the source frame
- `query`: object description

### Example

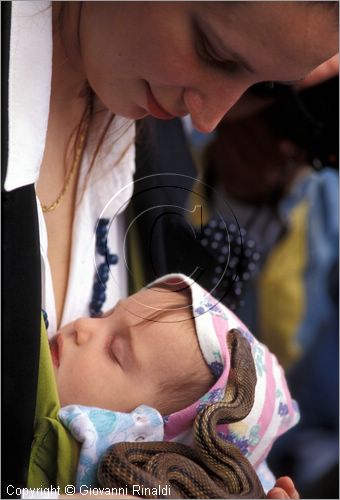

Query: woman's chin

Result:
[117,103,150,120]
[121,106,149,120]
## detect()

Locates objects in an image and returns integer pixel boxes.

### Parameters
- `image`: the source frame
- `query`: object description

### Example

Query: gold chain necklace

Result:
[41,114,90,213]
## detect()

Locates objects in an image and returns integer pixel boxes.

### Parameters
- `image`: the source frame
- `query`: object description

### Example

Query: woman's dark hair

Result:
[252,77,339,169]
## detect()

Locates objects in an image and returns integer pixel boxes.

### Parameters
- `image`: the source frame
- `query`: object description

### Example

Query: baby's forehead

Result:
[124,286,193,323]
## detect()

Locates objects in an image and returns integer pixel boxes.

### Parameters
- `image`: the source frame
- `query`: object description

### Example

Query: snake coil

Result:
[97,329,265,498]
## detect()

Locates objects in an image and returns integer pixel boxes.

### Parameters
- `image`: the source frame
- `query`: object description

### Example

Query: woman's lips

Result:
[146,83,175,120]
[50,334,61,368]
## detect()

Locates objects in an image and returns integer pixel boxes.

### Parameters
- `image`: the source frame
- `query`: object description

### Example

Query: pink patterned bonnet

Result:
[150,273,300,470]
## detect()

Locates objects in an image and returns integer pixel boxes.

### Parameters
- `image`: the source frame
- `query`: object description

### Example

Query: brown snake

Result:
[97,329,265,498]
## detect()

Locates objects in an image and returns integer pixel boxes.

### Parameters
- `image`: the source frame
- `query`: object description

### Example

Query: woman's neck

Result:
[36,2,89,195]
[36,3,93,329]
[50,2,88,135]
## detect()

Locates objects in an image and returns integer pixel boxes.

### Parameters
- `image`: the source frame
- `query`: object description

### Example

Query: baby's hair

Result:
[156,344,214,416]
[137,279,194,324]
[143,280,215,416]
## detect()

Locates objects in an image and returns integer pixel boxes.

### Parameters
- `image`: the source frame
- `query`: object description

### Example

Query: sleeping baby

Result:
[47,273,300,498]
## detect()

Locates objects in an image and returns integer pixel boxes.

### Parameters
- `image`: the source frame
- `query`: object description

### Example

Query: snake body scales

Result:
[98,329,266,498]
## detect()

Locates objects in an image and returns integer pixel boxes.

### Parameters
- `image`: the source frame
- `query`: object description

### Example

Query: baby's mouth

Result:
[50,334,60,368]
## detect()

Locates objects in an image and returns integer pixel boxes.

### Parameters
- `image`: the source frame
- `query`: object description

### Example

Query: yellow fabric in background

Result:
[187,179,211,228]
[258,201,309,370]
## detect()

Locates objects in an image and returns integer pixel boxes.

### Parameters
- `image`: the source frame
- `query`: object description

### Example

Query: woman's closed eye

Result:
[195,27,240,73]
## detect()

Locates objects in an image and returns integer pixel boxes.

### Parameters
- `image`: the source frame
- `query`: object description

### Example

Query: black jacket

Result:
[2,3,41,495]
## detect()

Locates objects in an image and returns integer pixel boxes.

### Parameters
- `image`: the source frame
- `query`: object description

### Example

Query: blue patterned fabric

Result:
[58,404,164,489]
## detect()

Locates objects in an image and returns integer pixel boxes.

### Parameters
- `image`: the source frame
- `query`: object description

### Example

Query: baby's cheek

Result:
[57,360,91,406]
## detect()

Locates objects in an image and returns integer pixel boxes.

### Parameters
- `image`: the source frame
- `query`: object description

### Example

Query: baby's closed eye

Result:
[106,332,136,372]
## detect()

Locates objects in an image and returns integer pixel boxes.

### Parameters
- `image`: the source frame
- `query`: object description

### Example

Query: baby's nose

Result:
[73,318,94,345]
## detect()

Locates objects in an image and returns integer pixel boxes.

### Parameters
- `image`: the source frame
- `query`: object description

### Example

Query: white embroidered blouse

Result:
[5,1,136,336]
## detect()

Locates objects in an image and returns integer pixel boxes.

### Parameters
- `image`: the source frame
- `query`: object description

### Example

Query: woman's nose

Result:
[183,82,249,133]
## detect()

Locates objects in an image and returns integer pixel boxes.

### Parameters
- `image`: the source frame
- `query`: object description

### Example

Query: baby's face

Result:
[51,287,206,414]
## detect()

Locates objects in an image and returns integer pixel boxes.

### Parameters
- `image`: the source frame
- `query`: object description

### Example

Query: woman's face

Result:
[76,1,337,132]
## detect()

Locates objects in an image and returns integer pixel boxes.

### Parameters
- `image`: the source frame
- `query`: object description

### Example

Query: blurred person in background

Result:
[190,71,339,498]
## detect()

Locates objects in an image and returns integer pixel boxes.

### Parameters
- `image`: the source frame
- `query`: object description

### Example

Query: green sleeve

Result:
[27,318,79,491]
